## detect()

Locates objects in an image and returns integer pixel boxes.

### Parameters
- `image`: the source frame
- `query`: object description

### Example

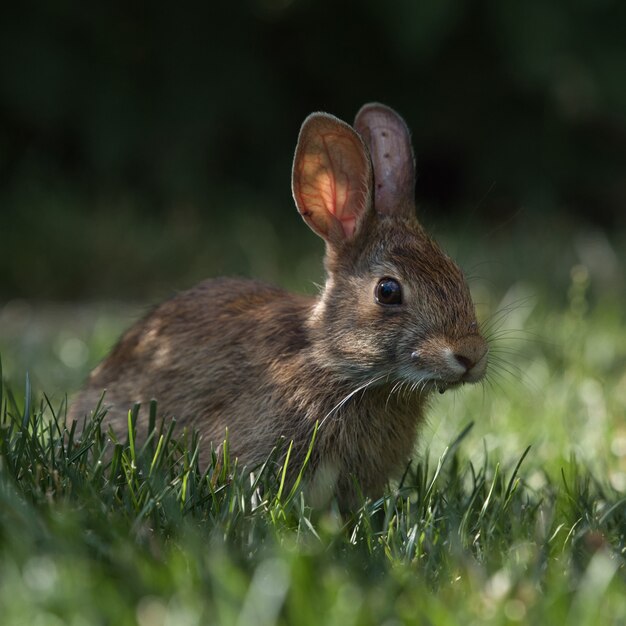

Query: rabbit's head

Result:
[292,103,487,393]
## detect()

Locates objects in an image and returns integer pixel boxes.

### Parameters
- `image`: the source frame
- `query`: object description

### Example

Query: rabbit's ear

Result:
[292,113,372,244]
[354,103,415,218]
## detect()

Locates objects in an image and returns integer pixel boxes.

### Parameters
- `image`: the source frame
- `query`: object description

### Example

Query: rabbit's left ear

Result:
[354,103,415,219]
[292,113,373,244]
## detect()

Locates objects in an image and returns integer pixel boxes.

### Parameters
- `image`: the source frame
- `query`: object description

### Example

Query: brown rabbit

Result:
[70,103,488,505]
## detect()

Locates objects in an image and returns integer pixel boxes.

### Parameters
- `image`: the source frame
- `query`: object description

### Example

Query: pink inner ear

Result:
[295,129,368,241]
[306,145,358,238]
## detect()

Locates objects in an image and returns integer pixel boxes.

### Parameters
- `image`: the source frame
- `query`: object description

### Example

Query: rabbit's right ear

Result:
[292,113,372,245]
[354,103,415,219]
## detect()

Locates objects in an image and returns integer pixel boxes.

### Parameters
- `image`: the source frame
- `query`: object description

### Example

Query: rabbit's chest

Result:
[320,391,426,489]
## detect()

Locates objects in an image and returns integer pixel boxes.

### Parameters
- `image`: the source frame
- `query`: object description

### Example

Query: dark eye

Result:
[375,278,403,306]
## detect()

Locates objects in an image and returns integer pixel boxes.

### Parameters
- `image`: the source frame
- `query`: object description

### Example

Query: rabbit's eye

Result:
[375,278,402,306]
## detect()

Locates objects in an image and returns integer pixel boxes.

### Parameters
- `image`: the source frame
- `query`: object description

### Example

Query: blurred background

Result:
[1,0,625,466]
[2,0,625,297]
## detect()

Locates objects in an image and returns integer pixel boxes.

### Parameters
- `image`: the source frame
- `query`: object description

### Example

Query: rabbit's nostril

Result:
[454,354,474,371]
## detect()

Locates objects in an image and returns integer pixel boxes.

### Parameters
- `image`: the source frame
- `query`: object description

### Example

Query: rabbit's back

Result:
[70,278,317,463]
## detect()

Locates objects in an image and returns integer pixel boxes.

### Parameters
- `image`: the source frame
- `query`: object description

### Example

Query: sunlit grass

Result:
[0,368,624,624]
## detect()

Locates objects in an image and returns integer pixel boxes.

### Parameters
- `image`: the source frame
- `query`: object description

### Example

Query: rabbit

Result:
[69,103,488,506]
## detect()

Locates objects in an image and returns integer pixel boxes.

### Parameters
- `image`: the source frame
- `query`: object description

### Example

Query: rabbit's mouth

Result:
[395,369,465,395]
[434,379,474,394]
[408,337,488,392]
[410,376,474,396]
[436,381,457,395]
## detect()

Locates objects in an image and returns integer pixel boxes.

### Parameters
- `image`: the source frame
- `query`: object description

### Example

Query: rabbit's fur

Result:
[70,103,488,505]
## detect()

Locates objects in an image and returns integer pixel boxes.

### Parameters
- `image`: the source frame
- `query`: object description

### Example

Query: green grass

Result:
[1,304,625,626]
[1,224,625,624]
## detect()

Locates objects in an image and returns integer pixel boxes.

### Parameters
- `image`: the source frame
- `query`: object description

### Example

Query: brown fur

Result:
[69,103,488,506]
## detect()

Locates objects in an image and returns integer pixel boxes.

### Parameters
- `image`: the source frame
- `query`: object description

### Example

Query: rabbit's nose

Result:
[453,337,488,380]
[454,353,475,371]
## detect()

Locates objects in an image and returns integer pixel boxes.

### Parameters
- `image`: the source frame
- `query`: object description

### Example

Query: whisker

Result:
[484,329,543,345]
[480,296,537,337]
[318,373,388,430]
[385,380,404,410]
[483,372,508,396]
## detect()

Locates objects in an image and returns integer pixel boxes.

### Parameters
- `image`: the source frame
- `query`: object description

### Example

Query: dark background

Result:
[2,0,625,300]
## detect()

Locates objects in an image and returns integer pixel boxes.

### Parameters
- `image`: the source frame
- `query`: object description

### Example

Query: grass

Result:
[1,223,625,624]
[0,371,624,625]
[1,298,626,625]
